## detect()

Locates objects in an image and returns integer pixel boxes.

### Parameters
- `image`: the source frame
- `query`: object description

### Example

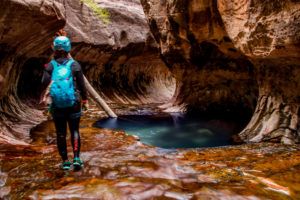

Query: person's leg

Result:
[53,116,68,161]
[68,116,81,158]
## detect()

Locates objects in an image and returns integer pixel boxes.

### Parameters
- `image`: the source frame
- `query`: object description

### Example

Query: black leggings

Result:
[53,116,81,160]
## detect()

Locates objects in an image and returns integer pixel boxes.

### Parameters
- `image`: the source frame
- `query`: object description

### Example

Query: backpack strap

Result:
[65,59,75,66]
[65,59,75,79]
[62,59,71,65]
[51,60,58,68]
[51,60,58,81]
[51,59,75,70]
[51,59,70,67]
[51,59,75,81]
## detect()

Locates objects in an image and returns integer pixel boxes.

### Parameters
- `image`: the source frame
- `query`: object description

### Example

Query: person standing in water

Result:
[42,36,88,170]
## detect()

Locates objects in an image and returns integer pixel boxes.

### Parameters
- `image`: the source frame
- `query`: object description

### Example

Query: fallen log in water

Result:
[83,75,117,118]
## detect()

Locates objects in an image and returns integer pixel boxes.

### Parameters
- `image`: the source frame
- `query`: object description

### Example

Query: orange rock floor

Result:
[0,104,299,199]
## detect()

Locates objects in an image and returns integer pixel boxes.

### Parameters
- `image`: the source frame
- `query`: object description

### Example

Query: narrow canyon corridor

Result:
[0,0,299,199]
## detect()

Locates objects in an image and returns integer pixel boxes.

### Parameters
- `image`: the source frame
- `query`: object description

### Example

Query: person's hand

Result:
[82,100,89,112]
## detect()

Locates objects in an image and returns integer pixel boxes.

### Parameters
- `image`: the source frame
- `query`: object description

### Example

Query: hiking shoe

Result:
[62,159,71,170]
[73,157,83,167]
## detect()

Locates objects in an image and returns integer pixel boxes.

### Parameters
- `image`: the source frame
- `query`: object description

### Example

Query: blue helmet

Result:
[53,36,71,52]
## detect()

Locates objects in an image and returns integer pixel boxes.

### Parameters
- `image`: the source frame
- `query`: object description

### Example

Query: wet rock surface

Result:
[1,106,299,199]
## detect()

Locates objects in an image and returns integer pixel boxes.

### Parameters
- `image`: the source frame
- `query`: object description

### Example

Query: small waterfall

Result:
[169,112,184,128]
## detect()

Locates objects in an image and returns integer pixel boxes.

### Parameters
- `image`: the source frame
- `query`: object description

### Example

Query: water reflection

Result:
[94,113,240,149]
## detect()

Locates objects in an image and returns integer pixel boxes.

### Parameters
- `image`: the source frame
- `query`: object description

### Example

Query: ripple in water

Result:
[94,113,241,149]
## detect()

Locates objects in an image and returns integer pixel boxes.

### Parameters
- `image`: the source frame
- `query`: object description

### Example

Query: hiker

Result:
[42,36,88,170]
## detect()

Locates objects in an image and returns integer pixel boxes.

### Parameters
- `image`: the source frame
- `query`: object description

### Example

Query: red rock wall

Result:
[141,0,257,113]
[0,0,66,144]
[64,0,176,104]
[0,0,176,144]
[0,0,298,145]
[219,0,300,144]
[141,0,300,143]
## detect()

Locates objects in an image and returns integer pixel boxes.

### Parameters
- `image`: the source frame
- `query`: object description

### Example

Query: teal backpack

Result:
[50,59,76,108]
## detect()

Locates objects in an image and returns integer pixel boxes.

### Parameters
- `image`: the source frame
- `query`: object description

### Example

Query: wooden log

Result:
[83,75,118,118]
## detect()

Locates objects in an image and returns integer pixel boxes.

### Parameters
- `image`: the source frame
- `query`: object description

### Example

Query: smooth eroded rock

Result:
[64,0,176,104]
[141,0,300,143]
[0,0,65,143]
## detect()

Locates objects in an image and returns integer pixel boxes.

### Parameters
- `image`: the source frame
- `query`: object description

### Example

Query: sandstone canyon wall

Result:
[0,0,299,145]
[0,0,175,144]
[63,0,176,104]
[141,0,258,114]
[141,0,300,144]
[0,0,66,144]
[218,0,300,144]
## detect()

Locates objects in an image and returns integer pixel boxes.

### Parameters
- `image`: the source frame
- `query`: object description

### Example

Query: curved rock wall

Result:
[141,0,257,114]
[0,0,176,144]
[0,0,65,144]
[64,0,176,104]
[218,0,300,144]
[141,0,300,143]
[0,0,298,145]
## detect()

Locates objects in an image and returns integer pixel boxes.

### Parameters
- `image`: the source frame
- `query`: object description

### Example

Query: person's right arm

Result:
[41,62,53,88]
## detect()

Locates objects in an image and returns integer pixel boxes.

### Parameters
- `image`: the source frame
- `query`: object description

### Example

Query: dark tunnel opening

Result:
[17,57,48,107]
[16,55,257,140]
[17,56,177,109]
